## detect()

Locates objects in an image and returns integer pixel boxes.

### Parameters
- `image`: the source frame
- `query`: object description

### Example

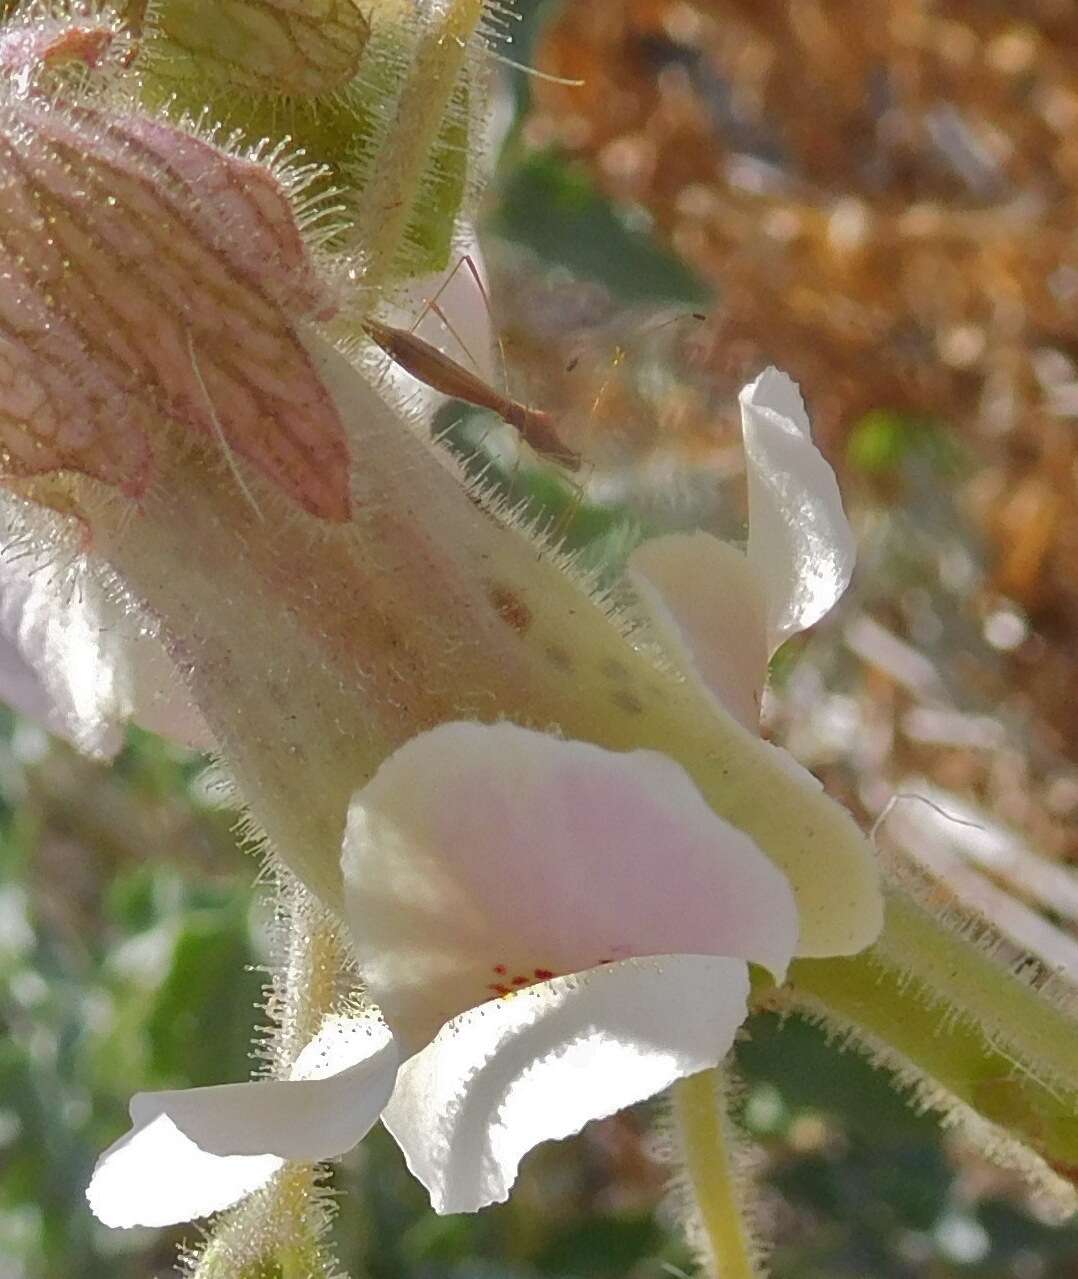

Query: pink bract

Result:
[0,95,351,519]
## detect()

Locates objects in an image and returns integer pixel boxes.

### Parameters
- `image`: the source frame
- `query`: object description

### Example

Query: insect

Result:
[364,317,581,472]
[40,25,116,69]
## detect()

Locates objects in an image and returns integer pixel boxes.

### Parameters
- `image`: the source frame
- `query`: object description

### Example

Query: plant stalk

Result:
[671,1068,760,1279]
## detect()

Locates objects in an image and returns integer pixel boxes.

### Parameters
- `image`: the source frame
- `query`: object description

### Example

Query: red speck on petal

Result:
[487,983,511,996]
[511,975,528,986]
[492,964,507,975]
[533,968,555,980]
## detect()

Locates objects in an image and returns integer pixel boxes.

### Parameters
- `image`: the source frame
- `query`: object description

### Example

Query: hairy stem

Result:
[189,885,348,1278]
[671,1068,760,1279]
[784,884,1078,1197]
[190,1163,335,1279]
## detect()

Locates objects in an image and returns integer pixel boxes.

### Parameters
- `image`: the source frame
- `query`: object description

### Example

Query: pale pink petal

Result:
[627,532,768,729]
[0,95,351,519]
[382,955,750,1214]
[741,368,856,652]
[87,1018,398,1228]
[0,551,212,756]
[342,722,797,1049]
[0,627,99,748]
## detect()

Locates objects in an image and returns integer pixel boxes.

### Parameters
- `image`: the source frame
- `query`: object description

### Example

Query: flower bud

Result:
[0,92,351,518]
[153,0,370,97]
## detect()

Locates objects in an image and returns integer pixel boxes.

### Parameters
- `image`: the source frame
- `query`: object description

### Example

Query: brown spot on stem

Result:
[487,582,532,634]
[546,643,575,672]
[612,688,644,715]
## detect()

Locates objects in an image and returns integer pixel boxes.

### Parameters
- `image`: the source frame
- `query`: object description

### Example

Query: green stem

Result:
[190,890,348,1278]
[785,887,1078,1188]
[671,1068,760,1279]
[192,1165,330,1279]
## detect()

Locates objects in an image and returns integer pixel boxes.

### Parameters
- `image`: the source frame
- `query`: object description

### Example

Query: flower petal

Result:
[0,627,84,746]
[623,534,880,957]
[0,549,211,756]
[343,722,797,1049]
[741,368,856,652]
[382,955,750,1214]
[87,1019,398,1228]
[627,532,768,729]
[86,1117,283,1230]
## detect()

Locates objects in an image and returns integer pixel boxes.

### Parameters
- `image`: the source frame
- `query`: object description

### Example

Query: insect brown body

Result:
[365,318,581,472]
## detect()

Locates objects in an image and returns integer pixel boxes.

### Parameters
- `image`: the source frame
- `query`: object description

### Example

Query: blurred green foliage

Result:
[847,411,967,480]
[492,150,709,306]
[0,725,263,1275]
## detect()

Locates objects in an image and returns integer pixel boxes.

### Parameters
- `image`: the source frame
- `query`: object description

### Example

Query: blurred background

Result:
[5,0,1078,1274]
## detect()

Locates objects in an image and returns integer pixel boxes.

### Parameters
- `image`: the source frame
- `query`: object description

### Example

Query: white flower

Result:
[88,720,799,1225]
[85,367,879,1230]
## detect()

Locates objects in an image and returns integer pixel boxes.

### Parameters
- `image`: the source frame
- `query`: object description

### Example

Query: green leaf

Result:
[145,901,262,1087]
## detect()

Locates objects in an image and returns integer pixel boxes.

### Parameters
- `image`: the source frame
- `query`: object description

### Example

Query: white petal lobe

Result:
[628,532,768,729]
[86,1115,283,1229]
[87,1022,398,1228]
[0,546,212,756]
[740,368,856,652]
[382,955,751,1214]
